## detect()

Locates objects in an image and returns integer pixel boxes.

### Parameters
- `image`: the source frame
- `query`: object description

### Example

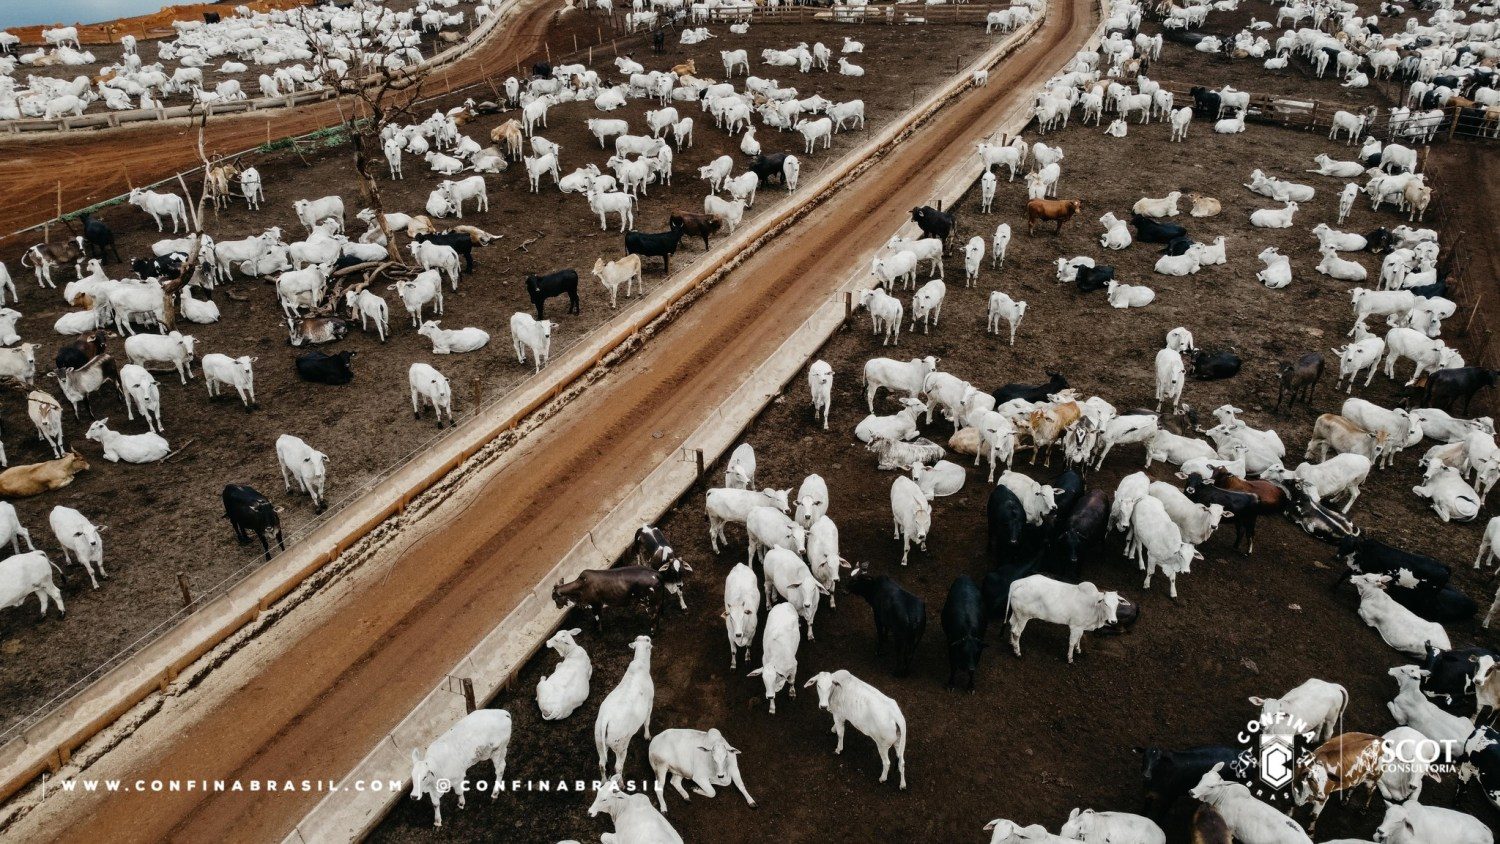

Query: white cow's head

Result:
[587,778,629,818]
[804,671,838,711]
[409,749,441,801]
[698,729,738,783]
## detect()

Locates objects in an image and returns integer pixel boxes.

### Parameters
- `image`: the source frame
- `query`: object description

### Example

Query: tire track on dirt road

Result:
[14,1,1096,841]
[0,0,564,239]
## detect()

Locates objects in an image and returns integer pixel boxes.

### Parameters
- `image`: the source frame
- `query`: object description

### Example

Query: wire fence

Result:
[1150,80,1500,145]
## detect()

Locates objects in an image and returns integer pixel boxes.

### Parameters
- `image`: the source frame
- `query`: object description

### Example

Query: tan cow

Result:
[672,59,697,77]
[1306,413,1387,462]
[0,451,90,497]
[1027,399,1082,466]
[1295,731,1384,833]
[1025,198,1082,235]
[490,119,525,160]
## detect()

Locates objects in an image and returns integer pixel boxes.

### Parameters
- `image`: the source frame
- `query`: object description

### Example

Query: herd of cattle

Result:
[0,6,911,649]
[0,0,486,120]
[398,0,1500,841]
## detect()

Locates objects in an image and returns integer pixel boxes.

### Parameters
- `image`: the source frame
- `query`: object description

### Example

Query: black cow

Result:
[1074,264,1114,292]
[940,575,986,691]
[80,213,121,263]
[1335,536,1451,592]
[981,553,1037,615]
[295,350,356,385]
[553,568,663,633]
[1391,582,1477,624]
[1052,489,1108,581]
[909,206,955,251]
[1049,470,1085,520]
[748,153,790,186]
[1364,227,1393,252]
[1161,236,1196,256]
[525,269,580,318]
[1189,349,1242,380]
[632,525,692,610]
[1130,214,1187,244]
[847,565,926,677]
[1188,86,1221,117]
[1134,745,1245,816]
[987,484,1029,563]
[992,371,1067,405]
[415,231,475,272]
[132,252,186,280]
[1457,726,1500,802]
[1423,367,1499,413]
[56,331,108,372]
[1420,645,1498,710]
[652,29,665,53]
[1406,277,1449,300]
[223,484,285,560]
[1182,473,1261,553]
[625,221,687,274]
[532,61,553,79]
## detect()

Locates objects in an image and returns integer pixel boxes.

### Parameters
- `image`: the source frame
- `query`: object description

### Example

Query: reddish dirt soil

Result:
[0,18,1007,733]
[373,26,1500,844]
[0,3,1099,841]
[12,1,487,110]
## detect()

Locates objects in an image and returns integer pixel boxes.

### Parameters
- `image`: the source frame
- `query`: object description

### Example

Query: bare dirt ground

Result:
[0,18,1006,733]
[0,3,1098,840]
[374,29,1500,844]
[11,0,486,110]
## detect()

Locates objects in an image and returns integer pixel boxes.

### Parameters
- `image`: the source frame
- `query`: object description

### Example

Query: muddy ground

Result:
[373,44,1500,844]
[12,0,483,110]
[0,20,1008,733]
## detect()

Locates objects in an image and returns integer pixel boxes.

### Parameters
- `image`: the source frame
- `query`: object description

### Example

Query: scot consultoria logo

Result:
[1235,710,1319,802]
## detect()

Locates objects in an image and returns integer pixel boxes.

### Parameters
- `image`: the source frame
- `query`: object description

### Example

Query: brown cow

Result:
[669,212,723,249]
[553,567,664,632]
[1026,198,1082,235]
[671,59,697,76]
[1027,400,1081,466]
[490,119,525,160]
[0,451,90,497]
[1189,803,1231,844]
[1211,466,1289,513]
[1295,731,1384,832]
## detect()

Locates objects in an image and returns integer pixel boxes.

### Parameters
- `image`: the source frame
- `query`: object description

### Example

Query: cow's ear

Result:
[747,668,763,677]
[1068,809,1080,820]
[1248,696,1265,706]
[568,628,582,637]
[95,526,110,533]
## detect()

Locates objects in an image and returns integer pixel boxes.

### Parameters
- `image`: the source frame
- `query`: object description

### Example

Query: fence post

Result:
[694,448,706,478]
[177,573,193,608]
[462,677,476,713]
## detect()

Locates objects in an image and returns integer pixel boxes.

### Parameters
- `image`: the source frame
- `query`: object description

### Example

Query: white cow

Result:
[536,627,591,721]
[200,353,256,410]
[723,563,760,669]
[0,551,65,618]
[1007,575,1121,663]
[648,727,756,812]
[1189,764,1313,844]
[409,709,512,828]
[594,635,655,778]
[275,434,328,511]
[1350,574,1451,657]
[803,669,907,788]
[748,602,800,713]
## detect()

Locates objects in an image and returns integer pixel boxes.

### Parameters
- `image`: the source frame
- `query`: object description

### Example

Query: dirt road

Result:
[0,0,567,239]
[18,1,1097,840]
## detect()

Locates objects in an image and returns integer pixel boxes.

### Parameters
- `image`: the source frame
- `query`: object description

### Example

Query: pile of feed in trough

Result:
[0,20,1005,733]
[374,56,1500,844]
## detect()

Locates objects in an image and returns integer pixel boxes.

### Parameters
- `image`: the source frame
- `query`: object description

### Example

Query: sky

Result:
[1,1,173,29]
